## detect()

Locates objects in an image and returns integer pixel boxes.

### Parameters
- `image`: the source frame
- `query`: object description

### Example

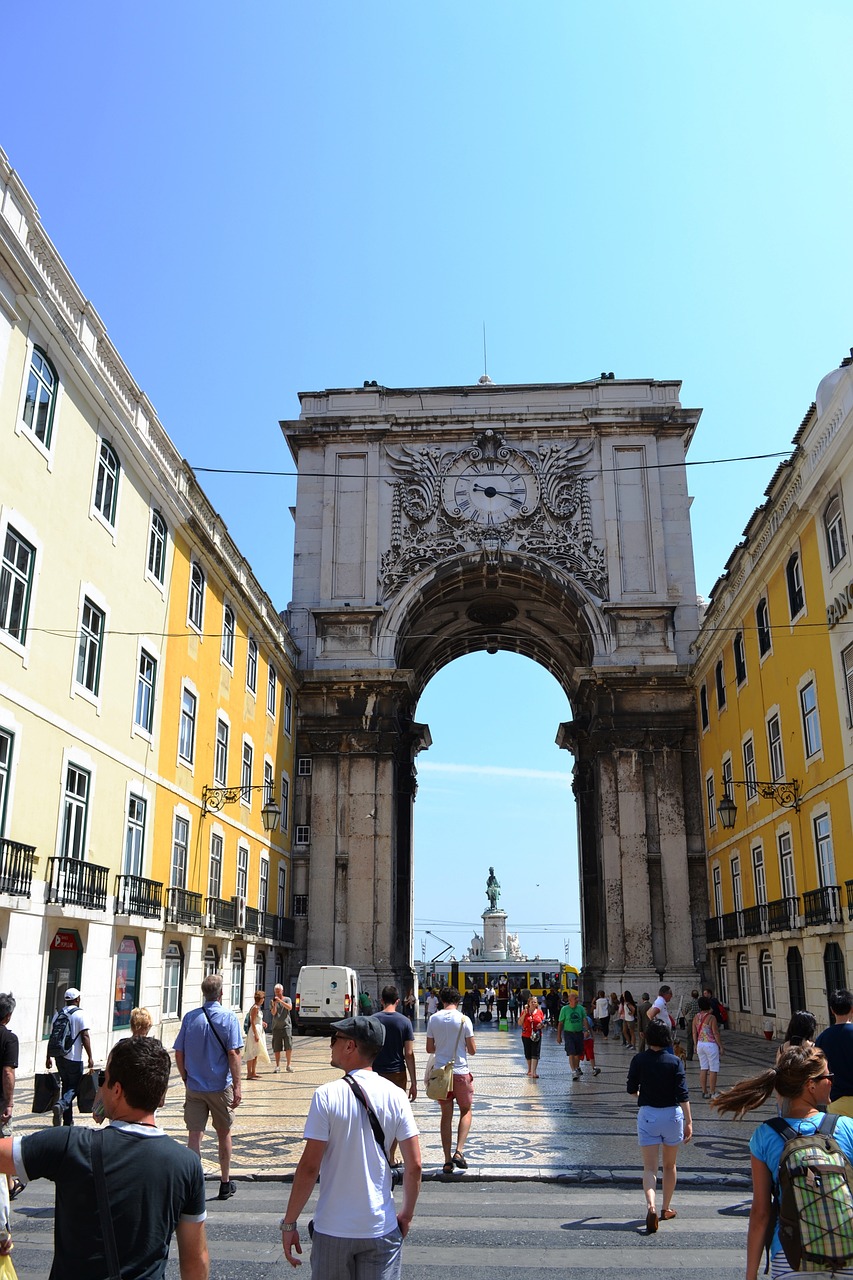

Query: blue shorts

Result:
[637,1104,684,1147]
[562,1032,585,1057]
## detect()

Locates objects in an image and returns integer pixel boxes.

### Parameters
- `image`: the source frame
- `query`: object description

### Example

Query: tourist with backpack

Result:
[45,987,94,1127]
[713,1045,853,1279]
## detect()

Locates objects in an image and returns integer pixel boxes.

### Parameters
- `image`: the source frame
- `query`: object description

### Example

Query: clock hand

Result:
[471,484,525,499]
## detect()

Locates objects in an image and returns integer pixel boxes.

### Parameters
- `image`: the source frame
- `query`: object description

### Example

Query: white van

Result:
[294,965,360,1034]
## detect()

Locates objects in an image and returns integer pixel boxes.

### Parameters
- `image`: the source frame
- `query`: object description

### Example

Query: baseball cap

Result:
[330,1015,385,1048]
[64,988,81,1002]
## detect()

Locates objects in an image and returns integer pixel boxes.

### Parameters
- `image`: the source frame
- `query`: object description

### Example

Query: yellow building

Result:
[695,352,853,1032]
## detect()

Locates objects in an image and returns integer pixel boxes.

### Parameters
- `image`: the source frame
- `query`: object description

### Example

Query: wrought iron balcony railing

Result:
[164,886,204,927]
[803,885,843,927]
[0,838,36,897]
[114,874,163,919]
[721,910,742,940]
[705,916,722,944]
[742,904,769,937]
[206,897,236,930]
[46,857,109,910]
[273,915,296,945]
[767,896,800,932]
[845,880,853,921]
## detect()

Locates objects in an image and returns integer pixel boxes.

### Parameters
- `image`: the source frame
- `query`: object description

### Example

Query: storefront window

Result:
[42,930,82,1037]
[231,949,244,1009]
[113,937,141,1029]
[204,945,219,977]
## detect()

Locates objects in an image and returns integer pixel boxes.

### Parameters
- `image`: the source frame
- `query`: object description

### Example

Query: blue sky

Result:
[4,2,852,963]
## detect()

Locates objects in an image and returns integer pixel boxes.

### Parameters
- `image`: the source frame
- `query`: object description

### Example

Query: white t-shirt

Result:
[594,997,609,1020]
[53,1006,89,1062]
[304,1069,418,1239]
[428,1009,474,1075]
[425,994,439,1016]
[651,996,674,1027]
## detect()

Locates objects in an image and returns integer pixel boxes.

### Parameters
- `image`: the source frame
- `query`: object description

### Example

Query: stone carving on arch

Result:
[380,430,608,603]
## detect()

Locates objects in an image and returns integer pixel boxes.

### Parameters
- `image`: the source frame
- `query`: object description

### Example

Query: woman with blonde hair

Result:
[244,989,270,1079]
[713,1046,853,1279]
[129,1007,152,1037]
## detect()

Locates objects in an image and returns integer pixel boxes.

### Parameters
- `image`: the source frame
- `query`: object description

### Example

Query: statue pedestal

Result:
[482,910,508,962]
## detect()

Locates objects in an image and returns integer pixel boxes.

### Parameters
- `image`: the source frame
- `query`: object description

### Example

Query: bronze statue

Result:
[486,866,501,911]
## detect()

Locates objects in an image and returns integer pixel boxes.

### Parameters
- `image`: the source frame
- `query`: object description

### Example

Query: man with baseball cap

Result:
[280,1014,421,1278]
[45,988,94,1127]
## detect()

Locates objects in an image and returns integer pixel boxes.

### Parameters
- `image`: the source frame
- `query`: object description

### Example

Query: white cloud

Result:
[418,761,571,786]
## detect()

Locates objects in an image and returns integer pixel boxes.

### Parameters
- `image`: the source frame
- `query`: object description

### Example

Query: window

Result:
[221,605,235,668]
[179,688,196,765]
[843,646,853,725]
[255,950,266,993]
[757,598,772,657]
[259,858,269,912]
[752,845,767,905]
[94,441,120,526]
[113,937,140,1030]
[236,845,249,901]
[767,713,784,782]
[825,942,847,998]
[0,527,35,646]
[147,511,166,585]
[134,649,156,735]
[76,598,104,695]
[188,563,205,631]
[733,632,747,685]
[267,664,277,718]
[737,952,750,1011]
[23,346,57,446]
[712,865,723,917]
[760,951,775,1015]
[163,942,183,1018]
[297,757,312,777]
[786,552,804,619]
[0,729,12,836]
[787,947,806,1012]
[715,659,726,711]
[204,944,219,977]
[295,824,310,845]
[800,680,821,758]
[214,719,229,787]
[263,759,274,805]
[779,830,796,900]
[280,776,289,831]
[277,865,287,918]
[706,773,716,831]
[743,736,757,801]
[123,794,146,877]
[825,495,847,570]
[246,637,258,693]
[717,954,729,1006]
[284,687,293,736]
[230,949,244,1009]
[699,685,709,731]
[731,855,743,915]
[722,756,733,806]
[60,764,89,859]
[171,816,189,888]
[208,832,223,902]
[293,894,308,917]
[814,813,836,888]
[241,741,253,805]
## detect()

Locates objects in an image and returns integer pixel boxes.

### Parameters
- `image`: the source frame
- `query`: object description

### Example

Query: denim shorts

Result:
[637,1104,684,1147]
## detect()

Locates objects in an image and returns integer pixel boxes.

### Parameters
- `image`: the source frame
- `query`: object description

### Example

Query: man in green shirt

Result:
[556,991,589,1082]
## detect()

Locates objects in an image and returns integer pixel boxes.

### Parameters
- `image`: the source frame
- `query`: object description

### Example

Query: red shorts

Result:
[583,1039,596,1061]
[438,1072,474,1110]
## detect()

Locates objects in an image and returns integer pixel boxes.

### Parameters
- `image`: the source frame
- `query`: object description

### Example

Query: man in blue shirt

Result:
[816,988,853,1116]
[174,974,243,1200]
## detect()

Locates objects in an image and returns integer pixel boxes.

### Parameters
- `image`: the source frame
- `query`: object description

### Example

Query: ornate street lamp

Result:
[717,779,800,830]
[201,784,281,833]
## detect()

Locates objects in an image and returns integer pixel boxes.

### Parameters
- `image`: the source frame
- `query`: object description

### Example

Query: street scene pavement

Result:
[8,1017,777,1276]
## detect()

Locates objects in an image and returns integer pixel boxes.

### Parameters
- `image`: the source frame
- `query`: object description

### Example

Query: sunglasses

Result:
[812,1073,834,1082]
[330,1033,351,1044]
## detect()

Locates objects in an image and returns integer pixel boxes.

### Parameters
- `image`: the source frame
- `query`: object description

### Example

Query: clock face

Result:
[443,456,538,524]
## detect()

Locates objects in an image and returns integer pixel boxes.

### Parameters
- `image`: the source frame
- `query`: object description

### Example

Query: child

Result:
[582,1005,602,1077]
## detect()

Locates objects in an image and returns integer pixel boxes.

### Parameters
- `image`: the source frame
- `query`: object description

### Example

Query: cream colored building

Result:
[0,149,297,1070]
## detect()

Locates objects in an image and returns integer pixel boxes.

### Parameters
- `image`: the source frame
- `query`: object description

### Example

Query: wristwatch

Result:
[279,1219,298,1233]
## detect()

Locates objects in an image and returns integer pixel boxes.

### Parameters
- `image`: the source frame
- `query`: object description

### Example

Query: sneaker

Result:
[593,1067,602,1076]
[274,1066,280,1073]
[217,1180,237,1201]
[572,1072,582,1081]
[286,1065,294,1073]
[52,1102,63,1127]
[710,1092,721,1100]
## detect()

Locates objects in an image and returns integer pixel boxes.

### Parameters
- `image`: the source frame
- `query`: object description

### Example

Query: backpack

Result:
[766,1113,853,1273]
[47,1007,78,1058]
[243,1010,252,1034]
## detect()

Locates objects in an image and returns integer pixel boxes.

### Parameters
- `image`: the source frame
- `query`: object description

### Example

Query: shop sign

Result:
[50,931,79,951]
[827,580,853,628]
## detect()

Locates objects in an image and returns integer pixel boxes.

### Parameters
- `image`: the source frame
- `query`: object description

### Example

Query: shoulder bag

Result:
[91,1128,121,1280]
[344,1073,404,1186]
[426,1017,466,1100]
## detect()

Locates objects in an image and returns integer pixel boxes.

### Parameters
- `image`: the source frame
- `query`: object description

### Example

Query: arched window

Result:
[255,949,266,993]
[825,495,847,570]
[188,562,205,630]
[787,946,805,1012]
[756,597,772,656]
[733,631,747,685]
[786,552,804,619]
[203,944,219,977]
[94,441,120,526]
[163,941,184,1019]
[148,510,166,584]
[23,346,57,446]
[760,951,775,1015]
[824,942,846,997]
[737,952,750,1011]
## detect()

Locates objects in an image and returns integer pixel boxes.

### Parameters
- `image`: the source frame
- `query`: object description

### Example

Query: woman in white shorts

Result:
[693,995,724,1098]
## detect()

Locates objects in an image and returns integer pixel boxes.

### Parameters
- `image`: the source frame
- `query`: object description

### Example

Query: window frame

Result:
[280,774,290,832]
[712,864,723,918]
[123,793,147,878]
[267,663,277,719]
[284,686,293,737]
[295,824,310,846]
[756,597,772,658]
[733,631,747,686]
[737,952,751,1012]
[751,843,768,906]
[187,561,205,635]
[21,344,58,451]
[705,772,717,831]
[0,727,14,838]
[799,677,822,760]
[236,843,249,901]
[814,812,836,889]
[263,758,274,805]
[178,683,198,768]
[74,594,106,702]
[767,711,784,783]
[171,813,190,889]
[778,829,796,900]
[146,509,167,588]
[162,942,184,1019]
[714,658,727,712]
[277,864,287,918]
[297,757,312,777]
[0,523,36,653]
[760,951,775,1015]
[221,603,235,670]
[731,854,743,915]
[787,946,806,1012]
[92,440,121,532]
[786,551,805,620]
[59,762,91,861]
[241,739,253,809]
[259,856,269,913]
[843,645,853,727]
[699,684,709,732]
[743,734,757,803]
[825,494,847,571]
[293,894,308,917]
[230,948,244,1010]
[246,636,258,694]
[133,646,157,738]
[718,954,729,1007]
[214,716,230,788]
[208,830,223,902]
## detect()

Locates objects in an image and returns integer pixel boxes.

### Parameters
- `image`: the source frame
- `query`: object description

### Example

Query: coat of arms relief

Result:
[379,429,608,601]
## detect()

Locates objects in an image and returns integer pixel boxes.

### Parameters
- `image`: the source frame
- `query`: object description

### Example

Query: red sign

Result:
[118,937,138,955]
[51,931,79,952]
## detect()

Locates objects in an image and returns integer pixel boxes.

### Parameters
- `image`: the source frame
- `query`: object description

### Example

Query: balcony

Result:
[46,857,109,911]
[845,880,853,921]
[742,904,769,937]
[0,838,36,897]
[721,910,742,940]
[273,915,296,945]
[115,874,163,919]
[767,896,799,932]
[206,897,236,931]
[164,886,204,927]
[803,885,843,927]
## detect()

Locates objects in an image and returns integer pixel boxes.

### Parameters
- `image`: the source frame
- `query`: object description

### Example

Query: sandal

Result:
[452,1152,468,1169]
[8,1178,23,1201]
[645,1207,658,1235]
[661,1209,677,1220]
[442,1161,454,1176]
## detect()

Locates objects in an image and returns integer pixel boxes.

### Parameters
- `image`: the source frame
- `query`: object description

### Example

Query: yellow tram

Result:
[422,961,579,997]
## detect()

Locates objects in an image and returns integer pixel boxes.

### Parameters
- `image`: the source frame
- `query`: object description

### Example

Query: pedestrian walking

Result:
[557,989,594,1080]
[681,990,700,1060]
[816,989,853,1117]
[594,990,610,1038]
[0,993,22,1203]
[692,996,724,1098]
[713,1045,853,1280]
[622,991,637,1048]
[426,988,476,1175]
[45,988,94,1127]
[280,1015,421,1277]
[174,973,243,1202]
[775,1010,816,1063]
[374,985,418,1165]
[521,991,544,1078]
[0,1036,209,1279]
[637,993,652,1051]
[627,1018,692,1234]
[270,984,294,1074]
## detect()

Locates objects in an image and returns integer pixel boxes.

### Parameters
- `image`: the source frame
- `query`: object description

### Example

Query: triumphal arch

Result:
[282,379,705,997]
